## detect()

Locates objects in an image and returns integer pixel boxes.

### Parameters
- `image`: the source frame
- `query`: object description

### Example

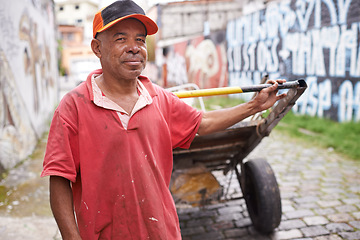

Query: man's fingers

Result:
[265,81,278,92]
[266,79,286,84]
[277,92,287,100]
[263,79,288,93]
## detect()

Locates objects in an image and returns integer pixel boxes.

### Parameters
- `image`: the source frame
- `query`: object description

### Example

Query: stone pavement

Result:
[176,132,360,240]
[0,131,359,239]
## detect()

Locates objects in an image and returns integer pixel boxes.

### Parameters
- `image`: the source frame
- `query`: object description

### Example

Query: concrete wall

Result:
[153,0,242,88]
[0,0,58,173]
[158,1,242,40]
[226,0,360,122]
[160,32,229,89]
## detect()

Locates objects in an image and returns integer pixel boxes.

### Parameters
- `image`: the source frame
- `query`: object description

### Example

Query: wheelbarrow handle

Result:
[174,79,306,98]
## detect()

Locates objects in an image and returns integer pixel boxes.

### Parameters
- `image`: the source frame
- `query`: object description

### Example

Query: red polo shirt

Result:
[41,69,202,239]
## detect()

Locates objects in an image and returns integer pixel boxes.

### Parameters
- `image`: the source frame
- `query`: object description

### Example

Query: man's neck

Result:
[98,73,138,96]
[95,73,140,114]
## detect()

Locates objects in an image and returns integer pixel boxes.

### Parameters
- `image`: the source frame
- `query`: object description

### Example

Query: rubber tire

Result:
[241,158,282,233]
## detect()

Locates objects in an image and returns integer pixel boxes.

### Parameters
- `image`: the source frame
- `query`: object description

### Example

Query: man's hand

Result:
[197,79,287,136]
[250,79,287,113]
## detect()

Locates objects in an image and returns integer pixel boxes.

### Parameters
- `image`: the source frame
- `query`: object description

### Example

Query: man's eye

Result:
[137,38,146,43]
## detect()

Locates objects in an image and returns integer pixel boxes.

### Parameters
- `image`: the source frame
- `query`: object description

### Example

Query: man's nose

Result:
[126,40,140,54]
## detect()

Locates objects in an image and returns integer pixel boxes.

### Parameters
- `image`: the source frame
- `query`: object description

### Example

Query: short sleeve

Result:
[169,94,203,149]
[41,100,79,182]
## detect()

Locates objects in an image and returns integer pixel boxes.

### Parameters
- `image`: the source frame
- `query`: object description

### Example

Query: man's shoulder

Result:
[59,82,90,107]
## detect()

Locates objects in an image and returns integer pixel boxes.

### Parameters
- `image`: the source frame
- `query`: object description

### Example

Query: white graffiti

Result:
[186,40,219,78]
[293,77,360,122]
[165,50,188,86]
[292,77,332,118]
[226,0,360,122]
[164,39,225,89]
[338,80,360,122]
[185,39,220,88]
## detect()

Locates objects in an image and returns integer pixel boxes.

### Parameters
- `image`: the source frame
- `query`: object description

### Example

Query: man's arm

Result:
[50,176,82,240]
[197,80,286,136]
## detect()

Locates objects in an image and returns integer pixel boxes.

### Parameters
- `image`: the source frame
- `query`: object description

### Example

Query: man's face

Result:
[95,18,147,81]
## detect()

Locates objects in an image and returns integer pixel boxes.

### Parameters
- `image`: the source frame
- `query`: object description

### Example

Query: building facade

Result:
[56,0,100,84]
[0,0,58,173]
[56,0,98,43]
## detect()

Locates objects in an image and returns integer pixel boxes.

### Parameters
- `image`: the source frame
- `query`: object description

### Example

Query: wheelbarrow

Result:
[171,79,307,233]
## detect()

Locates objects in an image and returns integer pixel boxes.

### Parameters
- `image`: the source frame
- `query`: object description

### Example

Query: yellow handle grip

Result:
[174,87,244,98]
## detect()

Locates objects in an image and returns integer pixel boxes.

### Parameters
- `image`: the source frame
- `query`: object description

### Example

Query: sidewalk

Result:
[0,131,359,239]
[0,134,60,239]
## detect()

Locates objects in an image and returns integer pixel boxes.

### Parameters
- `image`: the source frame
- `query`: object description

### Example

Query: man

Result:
[41,0,286,239]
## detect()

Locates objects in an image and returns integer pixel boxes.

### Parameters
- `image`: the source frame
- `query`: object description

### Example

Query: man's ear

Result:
[91,38,101,58]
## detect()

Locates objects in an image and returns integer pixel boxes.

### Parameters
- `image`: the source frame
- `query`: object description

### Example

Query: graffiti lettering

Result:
[338,80,360,122]
[317,79,332,118]
[226,0,360,122]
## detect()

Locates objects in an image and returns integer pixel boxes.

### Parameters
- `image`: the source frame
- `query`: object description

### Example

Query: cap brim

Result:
[96,14,158,36]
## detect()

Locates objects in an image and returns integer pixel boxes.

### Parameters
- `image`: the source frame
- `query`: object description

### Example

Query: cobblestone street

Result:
[177,132,360,240]
[0,131,359,239]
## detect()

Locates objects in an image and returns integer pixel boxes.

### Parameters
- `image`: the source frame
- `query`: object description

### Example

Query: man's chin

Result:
[121,69,143,80]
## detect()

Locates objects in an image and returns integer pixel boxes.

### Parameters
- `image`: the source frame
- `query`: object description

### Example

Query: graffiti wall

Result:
[226,0,360,122]
[160,31,228,89]
[0,0,58,172]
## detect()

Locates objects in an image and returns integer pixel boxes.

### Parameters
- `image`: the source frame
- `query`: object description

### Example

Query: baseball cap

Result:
[93,0,158,38]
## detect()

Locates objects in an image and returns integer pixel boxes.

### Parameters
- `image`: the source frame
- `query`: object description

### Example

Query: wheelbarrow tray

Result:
[172,80,307,233]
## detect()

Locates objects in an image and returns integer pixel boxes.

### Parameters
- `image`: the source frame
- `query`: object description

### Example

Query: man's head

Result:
[91,0,158,81]
[92,0,158,39]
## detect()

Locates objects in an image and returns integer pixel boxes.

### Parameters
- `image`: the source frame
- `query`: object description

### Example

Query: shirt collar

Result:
[86,69,157,101]
[90,73,153,114]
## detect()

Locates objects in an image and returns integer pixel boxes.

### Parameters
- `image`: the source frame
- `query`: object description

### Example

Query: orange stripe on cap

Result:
[93,10,104,38]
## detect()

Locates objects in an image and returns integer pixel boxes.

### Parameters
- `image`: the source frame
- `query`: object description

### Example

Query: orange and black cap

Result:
[93,0,158,38]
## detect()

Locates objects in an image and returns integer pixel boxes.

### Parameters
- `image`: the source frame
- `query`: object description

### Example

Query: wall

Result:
[160,32,228,89]
[159,0,242,40]
[226,0,360,122]
[0,0,58,172]
[154,0,242,88]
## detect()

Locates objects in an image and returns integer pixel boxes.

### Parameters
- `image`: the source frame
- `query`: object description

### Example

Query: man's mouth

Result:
[123,59,143,66]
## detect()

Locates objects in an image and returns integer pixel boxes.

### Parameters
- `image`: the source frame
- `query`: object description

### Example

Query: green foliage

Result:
[57,39,67,76]
[0,186,7,203]
[199,96,245,111]
[277,111,360,160]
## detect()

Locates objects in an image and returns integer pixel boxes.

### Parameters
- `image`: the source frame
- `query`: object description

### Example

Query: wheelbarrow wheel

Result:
[240,158,282,233]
